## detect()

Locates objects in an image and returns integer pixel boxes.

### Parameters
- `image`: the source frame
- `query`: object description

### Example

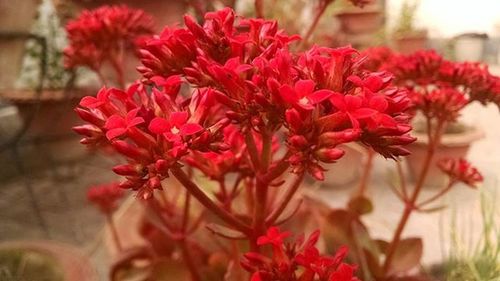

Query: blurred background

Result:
[0,0,499,280]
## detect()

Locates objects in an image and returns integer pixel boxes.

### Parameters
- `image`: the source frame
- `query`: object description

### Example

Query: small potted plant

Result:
[393,0,428,54]
[453,32,488,62]
[0,240,97,281]
[335,0,383,35]
[0,0,41,88]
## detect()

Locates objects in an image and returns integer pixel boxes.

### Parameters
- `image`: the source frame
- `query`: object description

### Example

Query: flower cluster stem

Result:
[299,2,328,50]
[382,118,444,275]
[171,167,252,235]
[355,148,375,197]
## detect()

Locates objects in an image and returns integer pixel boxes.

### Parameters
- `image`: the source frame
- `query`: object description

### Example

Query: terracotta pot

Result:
[453,33,487,62]
[0,88,95,164]
[336,8,383,35]
[0,0,41,89]
[405,126,484,187]
[0,240,98,281]
[395,31,428,54]
[322,143,364,187]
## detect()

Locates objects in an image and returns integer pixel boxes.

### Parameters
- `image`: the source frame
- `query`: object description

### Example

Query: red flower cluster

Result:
[438,158,483,188]
[87,182,125,214]
[362,48,500,123]
[64,5,155,71]
[241,227,359,281]
[74,8,414,197]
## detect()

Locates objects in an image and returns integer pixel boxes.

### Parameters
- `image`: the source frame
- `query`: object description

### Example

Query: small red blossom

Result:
[105,109,145,140]
[65,5,155,74]
[438,158,483,188]
[148,112,204,142]
[242,228,360,281]
[87,182,125,214]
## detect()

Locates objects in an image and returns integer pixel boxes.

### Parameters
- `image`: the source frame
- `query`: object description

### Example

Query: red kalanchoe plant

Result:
[74,7,413,280]
[353,47,499,279]
[87,182,125,251]
[242,227,360,281]
[64,5,155,87]
[437,158,483,188]
[87,182,124,214]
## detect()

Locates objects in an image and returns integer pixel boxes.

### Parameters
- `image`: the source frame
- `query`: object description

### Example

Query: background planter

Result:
[394,31,428,54]
[0,240,97,281]
[0,0,41,89]
[321,143,364,188]
[336,8,383,35]
[453,33,487,62]
[405,126,484,187]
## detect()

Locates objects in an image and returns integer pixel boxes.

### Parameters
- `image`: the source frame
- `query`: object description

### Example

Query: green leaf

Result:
[387,238,423,276]
[347,196,374,215]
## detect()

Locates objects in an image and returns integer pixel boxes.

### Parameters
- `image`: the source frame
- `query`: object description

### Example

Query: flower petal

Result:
[180,123,203,136]
[148,117,170,134]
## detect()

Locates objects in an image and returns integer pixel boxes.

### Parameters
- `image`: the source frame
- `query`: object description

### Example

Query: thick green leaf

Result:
[387,238,423,276]
[348,196,374,216]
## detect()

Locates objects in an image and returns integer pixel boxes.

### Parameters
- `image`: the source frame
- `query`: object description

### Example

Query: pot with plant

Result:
[335,1,383,36]
[393,0,427,55]
[386,50,498,186]
[0,0,41,88]
[0,240,97,281]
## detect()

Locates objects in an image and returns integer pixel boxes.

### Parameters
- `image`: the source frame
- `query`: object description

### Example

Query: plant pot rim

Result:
[412,126,484,147]
[335,7,382,17]
[394,30,428,41]
[0,87,95,104]
[0,240,98,281]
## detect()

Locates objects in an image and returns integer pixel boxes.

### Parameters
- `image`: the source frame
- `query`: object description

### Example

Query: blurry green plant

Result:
[393,0,420,37]
[445,190,500,281]
[0,249,64,281]
[16,0,71,90]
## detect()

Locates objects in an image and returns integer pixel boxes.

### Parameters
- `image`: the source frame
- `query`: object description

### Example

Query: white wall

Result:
[387,0,500,37]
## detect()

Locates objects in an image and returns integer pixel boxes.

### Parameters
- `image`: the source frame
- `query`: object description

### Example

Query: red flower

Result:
[148,112,203,142]
[279,80,334,110]
[242,228,360,281]
[87,182,125,214]
[65,5,155,71]
[438,158,483,188]
[257,227,291,247]
[105,109,145,140]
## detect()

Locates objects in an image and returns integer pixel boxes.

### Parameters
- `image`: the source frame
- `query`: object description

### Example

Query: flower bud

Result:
[314,148,345,163]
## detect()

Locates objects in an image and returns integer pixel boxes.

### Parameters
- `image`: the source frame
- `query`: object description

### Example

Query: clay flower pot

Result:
[405,125,484,187]
[0,0,41,88]
[453,33,488,62]
[0,240,98,281]
[394,31,428,54]
[336,7,383,35]
[0,88,94,162]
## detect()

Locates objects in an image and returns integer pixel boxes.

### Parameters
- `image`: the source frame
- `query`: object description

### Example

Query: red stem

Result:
[417,179,456,207]
[299,2,328,50]
[355,148,375,197]
[181,241,202,281]
[266,172,305,224]
[171,167,252,235]
[255,0,264,18]
[382,118,445,275]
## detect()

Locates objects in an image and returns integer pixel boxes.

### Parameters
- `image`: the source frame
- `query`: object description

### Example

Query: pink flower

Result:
[279,80,334,110]
[257,227,291,247]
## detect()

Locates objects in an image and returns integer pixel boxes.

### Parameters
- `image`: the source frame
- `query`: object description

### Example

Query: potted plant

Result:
[335,2,383,35]
[393,0,428,54]
[0,0,41,88]
[453,32,488,62]
[0,240,98,281]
